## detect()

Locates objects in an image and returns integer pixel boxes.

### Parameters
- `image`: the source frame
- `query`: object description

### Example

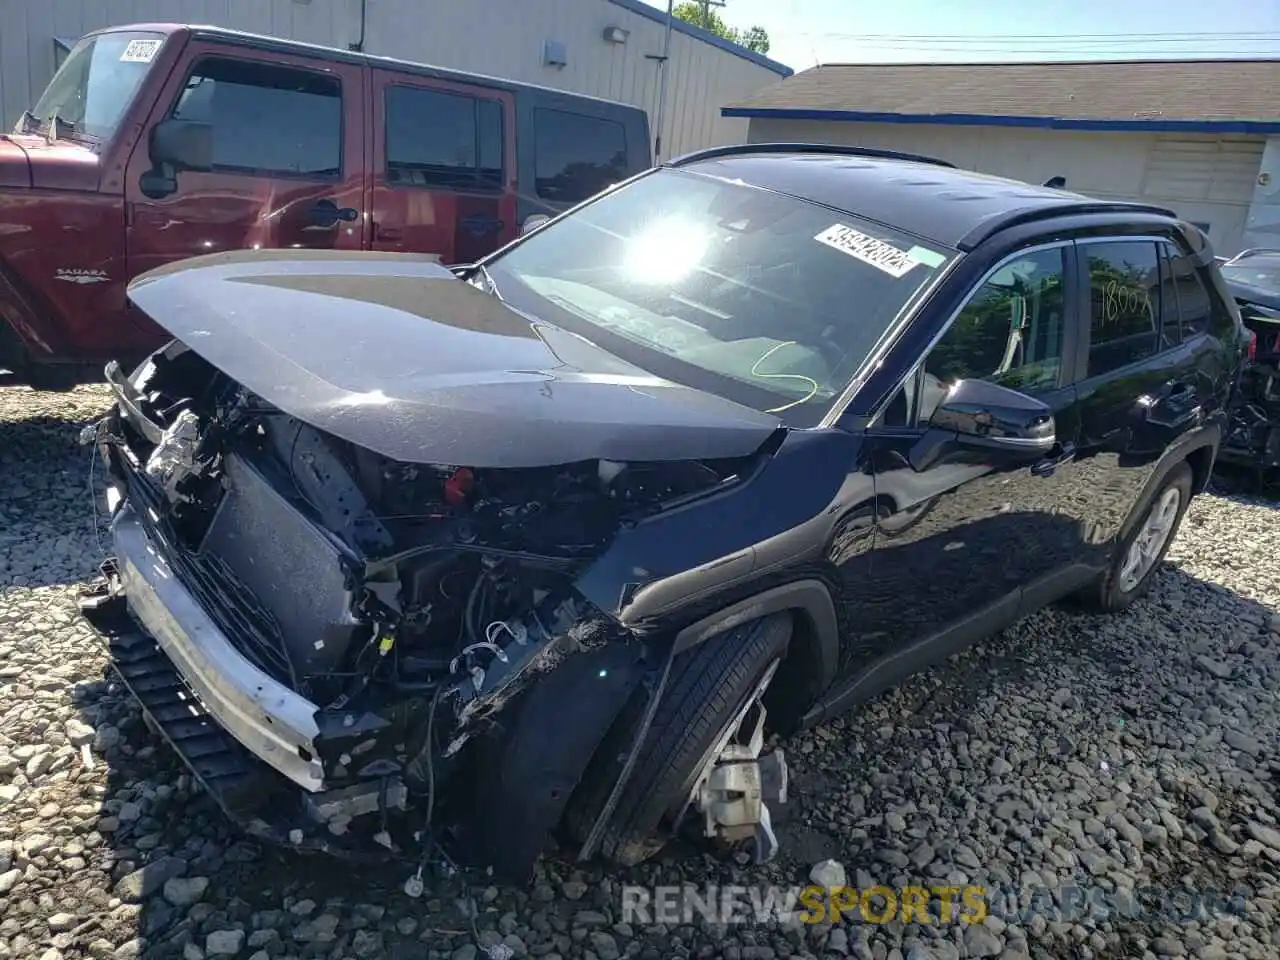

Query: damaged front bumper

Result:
[80,572,403,862]
[108,504,326,791]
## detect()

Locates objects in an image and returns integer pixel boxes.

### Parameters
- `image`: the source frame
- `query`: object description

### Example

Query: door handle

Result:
[374,222,403,242]
[1031,441,1076,478]
[308,199,359,228]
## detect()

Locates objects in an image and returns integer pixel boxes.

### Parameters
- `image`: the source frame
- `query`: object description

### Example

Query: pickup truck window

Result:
[25,30,164,143]
[171,58,342,178]
[384,85,503,191]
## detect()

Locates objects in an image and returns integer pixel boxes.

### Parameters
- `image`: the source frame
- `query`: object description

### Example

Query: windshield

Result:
[486,167,955,427]
[20,31,164,143]
[1222,253,1280,294]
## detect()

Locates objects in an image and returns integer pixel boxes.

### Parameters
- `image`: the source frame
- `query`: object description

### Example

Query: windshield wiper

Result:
[475,263,504,302]
[15,110,41,135]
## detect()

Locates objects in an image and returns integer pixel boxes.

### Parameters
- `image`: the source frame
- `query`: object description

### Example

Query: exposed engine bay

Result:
[87,341,759,874]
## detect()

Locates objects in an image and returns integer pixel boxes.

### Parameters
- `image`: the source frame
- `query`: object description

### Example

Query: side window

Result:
[918,247,1067,422]
[384,85,503,190]
[171,58,341,177]
[1157,243,1185,349]
[1165,243,1229,339]
[1082,241,1160,377]
[534,109,628,204]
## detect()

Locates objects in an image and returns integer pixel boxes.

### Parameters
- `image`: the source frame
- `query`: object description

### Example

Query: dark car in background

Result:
[0,23,650,387]
[81,144,1245,883]
[1218,248,1280,476]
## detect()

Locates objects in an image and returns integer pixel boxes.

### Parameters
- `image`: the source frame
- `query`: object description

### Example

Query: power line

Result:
[801,30,1280,42]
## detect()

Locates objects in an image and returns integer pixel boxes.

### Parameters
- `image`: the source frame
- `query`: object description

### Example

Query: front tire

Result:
[1076,461,1193,613]
[565,613,792,867]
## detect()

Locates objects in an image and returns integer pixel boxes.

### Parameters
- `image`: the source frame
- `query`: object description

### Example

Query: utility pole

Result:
[698,0,726,29]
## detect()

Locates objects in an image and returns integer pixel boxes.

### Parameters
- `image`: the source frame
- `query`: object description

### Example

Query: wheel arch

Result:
[1121,433,1217,545]
[670,579,841,734]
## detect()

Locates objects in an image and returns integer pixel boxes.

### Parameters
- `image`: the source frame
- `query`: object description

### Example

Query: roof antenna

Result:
[1043,176,1066,188]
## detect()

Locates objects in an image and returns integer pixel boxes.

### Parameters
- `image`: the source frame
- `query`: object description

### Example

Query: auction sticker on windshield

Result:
[120,38,162,63]
[814,224,930,278]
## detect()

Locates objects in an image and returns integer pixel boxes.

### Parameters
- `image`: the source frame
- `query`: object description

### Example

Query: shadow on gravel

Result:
[60,553,1279,960]
[1207,469,1280,509]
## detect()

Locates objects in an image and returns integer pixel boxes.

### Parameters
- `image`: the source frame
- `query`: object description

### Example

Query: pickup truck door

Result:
[123,43,367,298]
[368,69,517,263]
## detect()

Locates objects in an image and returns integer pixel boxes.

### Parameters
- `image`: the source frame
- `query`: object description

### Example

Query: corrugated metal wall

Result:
[747,118,1264,256]
[0,0,782,157]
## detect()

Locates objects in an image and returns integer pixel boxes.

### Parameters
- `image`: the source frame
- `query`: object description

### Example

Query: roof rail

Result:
[957,201,1178,251]
[1225,247,1280,265]
[667,142,956,170]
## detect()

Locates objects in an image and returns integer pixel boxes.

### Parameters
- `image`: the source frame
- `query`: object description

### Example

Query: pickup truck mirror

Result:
[149,118,213,172]
[929,378,1055,454]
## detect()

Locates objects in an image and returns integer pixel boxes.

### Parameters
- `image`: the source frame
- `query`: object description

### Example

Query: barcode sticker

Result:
[120,39,162,63]
[815,224,917,278]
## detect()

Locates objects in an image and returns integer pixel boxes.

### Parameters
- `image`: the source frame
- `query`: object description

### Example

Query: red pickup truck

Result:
[0,24,651,387]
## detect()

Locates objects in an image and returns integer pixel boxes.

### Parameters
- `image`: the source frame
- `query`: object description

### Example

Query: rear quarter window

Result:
[534,109,628,205]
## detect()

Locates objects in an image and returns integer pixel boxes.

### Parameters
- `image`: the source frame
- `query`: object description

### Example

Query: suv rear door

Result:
[1070,235,1236,545]
[370,70,515,263]
[125,42,366,285]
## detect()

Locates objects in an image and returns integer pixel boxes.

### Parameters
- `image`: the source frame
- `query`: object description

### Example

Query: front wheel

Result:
[1075,461,1193,613]
[564,613,793,867]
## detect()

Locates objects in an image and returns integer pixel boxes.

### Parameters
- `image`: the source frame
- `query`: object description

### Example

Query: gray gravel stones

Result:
[3,383,1280,960]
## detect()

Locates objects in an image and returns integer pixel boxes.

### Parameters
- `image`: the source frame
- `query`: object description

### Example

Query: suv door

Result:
[852,243,1093,674]
[125,45,365,288]
[1070,237,1233,548]
[370,71,516,263]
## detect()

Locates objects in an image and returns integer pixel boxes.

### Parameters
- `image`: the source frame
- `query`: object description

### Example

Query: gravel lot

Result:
[2,383,1279,960]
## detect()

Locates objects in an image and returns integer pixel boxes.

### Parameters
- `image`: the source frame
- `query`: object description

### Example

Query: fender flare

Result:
[671,579,841,695]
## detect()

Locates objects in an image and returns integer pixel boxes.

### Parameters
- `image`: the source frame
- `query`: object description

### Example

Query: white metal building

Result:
[724,60,1280,257]
[1,0,791,159]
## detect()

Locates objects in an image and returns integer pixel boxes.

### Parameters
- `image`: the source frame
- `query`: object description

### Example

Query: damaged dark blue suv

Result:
[82,144,1246,882]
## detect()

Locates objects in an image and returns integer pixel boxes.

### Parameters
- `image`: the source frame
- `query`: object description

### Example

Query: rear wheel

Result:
[1076,461,1193,613]
[565,613,792,867]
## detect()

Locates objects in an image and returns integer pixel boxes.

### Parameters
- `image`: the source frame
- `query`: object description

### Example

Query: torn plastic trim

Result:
[104,357,163,444]
[445,593,627,753]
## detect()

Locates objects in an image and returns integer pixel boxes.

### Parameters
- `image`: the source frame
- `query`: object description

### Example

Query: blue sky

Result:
[642,0,1280,71]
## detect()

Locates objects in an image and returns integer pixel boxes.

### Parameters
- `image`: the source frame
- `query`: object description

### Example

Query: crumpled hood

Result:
[126,249,783,468]
[0,137,31,188]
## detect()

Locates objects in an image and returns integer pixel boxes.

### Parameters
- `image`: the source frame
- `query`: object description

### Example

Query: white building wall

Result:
[747,118,1264,256]
[1,0,782,159]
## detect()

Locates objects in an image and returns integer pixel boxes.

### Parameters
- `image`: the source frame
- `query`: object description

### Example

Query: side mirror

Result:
[930,378,1055,454]
[149,118,212,172]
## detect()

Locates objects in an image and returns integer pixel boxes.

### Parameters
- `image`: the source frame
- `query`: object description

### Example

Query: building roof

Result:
[722,59,1280,134]
[672,148,1175,250]
[606,0,792,77]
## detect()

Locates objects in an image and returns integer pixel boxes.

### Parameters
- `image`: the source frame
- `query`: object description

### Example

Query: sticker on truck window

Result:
[119,39,162,63]
[814,224,921,278]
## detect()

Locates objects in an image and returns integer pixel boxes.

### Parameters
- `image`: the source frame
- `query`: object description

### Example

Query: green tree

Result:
[673,1,771,55]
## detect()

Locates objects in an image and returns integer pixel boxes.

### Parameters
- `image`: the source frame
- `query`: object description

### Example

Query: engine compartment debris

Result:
[85,342,760,876]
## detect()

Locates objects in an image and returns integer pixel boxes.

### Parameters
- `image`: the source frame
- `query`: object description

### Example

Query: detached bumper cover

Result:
[109,504,326,792]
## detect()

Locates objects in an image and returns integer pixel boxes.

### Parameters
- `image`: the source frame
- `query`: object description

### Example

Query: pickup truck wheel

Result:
[1076,461,1193,613]
[564,612,792,867]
